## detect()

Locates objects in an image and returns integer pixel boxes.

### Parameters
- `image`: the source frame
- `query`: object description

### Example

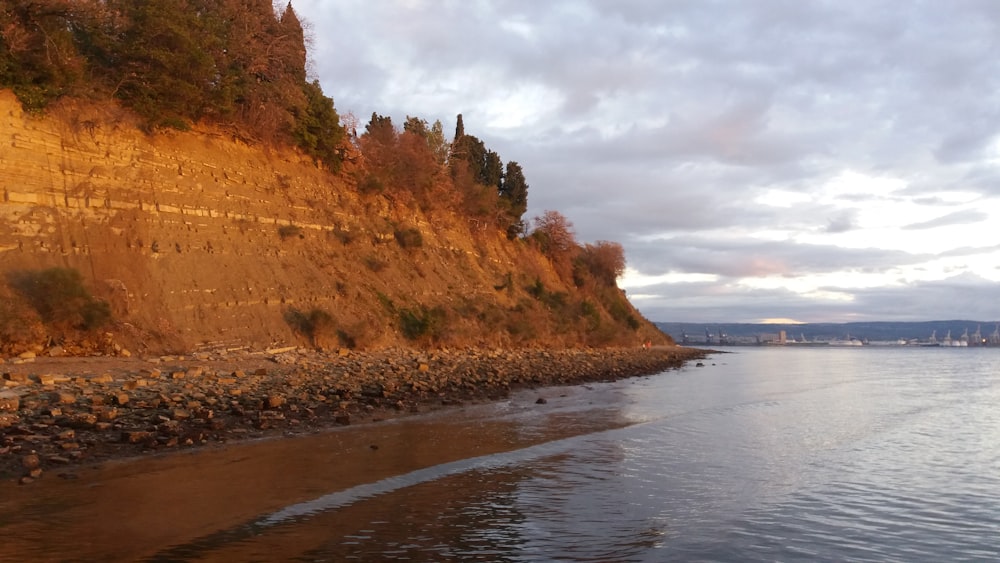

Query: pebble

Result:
[0,346,708,480]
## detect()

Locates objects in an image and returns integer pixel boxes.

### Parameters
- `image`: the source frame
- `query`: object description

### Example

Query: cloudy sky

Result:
[291,0,1000,324]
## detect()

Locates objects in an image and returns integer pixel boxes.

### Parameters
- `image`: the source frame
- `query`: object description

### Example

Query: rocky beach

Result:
[0,345,708,483]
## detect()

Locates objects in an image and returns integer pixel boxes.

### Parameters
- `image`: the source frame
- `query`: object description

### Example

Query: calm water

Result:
[4,347,1000,561]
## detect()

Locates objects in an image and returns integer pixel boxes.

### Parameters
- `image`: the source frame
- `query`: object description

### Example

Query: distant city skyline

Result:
[658,319,1000,346]
[292,1,1000,323]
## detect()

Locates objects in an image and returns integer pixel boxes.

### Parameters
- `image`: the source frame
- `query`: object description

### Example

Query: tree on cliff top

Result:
[499,161,528,238]
[531,210,577,259]
[0,0,346,168]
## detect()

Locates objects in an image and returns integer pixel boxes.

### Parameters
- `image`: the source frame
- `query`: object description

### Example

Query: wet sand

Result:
[0,374,685,561]
[1,346,708,481]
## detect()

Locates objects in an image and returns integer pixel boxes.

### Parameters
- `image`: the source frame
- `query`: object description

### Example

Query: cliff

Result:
[0,91,669,355]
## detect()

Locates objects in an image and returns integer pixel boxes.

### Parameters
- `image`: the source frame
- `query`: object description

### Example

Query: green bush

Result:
[329,226,356,245]
[365,256,387,272]
[399,305,446,341]
[604,291,641,331]
[283,307,334,346]
[394,227,423,249]
[278,224,303,240]
[10,267,112,331]
[357,173,384,195]
[580,300,601,330]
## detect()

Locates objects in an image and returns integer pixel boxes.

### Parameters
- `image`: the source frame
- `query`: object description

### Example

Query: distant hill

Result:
[656,321,1000,345]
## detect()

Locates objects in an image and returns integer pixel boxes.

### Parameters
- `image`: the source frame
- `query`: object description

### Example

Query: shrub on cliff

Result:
[278,224,303,240]
[394,227,423,249]
[0,282,45,353]
[9,267,112,332]
[399,305,446,342]
[283,307,334,348]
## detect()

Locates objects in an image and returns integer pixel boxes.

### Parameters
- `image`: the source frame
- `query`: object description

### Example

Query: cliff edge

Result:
[0,91,670,356]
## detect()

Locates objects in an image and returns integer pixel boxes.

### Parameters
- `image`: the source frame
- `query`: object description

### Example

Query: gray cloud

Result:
[824,211,857,233]
[625,236,929,280]
[903,209,989,230]
[293,0,1000,322]
[634,273,1000,324]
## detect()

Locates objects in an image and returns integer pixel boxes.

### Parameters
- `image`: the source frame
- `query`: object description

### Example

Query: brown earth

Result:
[0,90,670,355]
[0,345,710,483]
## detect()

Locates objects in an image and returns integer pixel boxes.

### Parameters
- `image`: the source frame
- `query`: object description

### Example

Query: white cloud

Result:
[291,0,1000,323]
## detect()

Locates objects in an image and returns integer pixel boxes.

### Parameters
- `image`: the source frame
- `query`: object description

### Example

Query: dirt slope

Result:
[0,91,669,355]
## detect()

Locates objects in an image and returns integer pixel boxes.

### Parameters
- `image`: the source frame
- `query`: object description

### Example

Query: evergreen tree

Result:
[499,161,529,238]
[292,80,345,170]
[113,0,220,128]
[364,112,396,146]
[482,149,503,189]
[404,116,447,164]
[403,115,428,138]
[278,2,307,82]
[0,1,88,111]
[454,113,464,139]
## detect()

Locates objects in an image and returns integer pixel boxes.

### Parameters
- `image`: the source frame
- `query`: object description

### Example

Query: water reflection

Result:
[6,349,1000,561]
[0,381,639,562]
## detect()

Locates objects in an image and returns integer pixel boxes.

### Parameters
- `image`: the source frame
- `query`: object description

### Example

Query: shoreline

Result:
[0,345,710,483]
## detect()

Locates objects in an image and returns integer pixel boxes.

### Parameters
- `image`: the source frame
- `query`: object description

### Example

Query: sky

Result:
[290,0,1000,324]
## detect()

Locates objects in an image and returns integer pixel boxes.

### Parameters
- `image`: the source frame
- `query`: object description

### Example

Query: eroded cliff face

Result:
[0,91,667,354]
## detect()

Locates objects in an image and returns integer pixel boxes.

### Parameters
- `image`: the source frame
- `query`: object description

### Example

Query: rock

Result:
[272,353,298,365]
[334,413,351,425]
[265,395,286,409]
[0,390,19,411]
[418,363,430,372]
[19,476,34,485]
[119,348,132,358]
[121,430,155,444]
[21,453,40,470]
[53,391,77,405]
[3,373,28,383]
[47,346,65,357]
[535,397,548,404]
[18,351,36,360]
[91,373,113,384]
[111,392,129,406]
[140,368,161,379]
